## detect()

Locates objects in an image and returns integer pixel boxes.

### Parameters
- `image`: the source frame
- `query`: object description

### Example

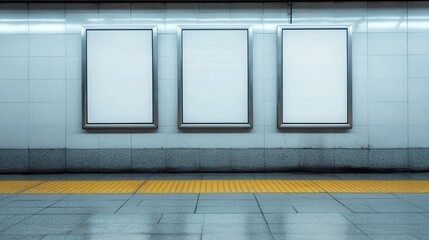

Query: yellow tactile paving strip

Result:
[0,180,429,194]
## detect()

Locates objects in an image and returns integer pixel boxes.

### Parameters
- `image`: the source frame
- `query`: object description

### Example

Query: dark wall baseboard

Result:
[0,148,428,173]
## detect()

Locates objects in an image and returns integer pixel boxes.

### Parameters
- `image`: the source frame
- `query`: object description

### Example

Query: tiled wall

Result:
[0,1,428,151]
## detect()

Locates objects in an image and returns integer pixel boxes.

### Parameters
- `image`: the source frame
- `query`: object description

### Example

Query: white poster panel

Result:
[83,27,157,128]
[180,27,252,128]
[279,26,351,128]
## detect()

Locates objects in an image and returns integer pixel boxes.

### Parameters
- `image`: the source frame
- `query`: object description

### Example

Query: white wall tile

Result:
[0,126,28,148]
[65,35,81,57]
[29,13,65,34]
[369,125,408,148]
[368,102,408,126]
[368,78,407,101]
[263,33,276,56]
[65,57,81,80]
[0,80,28,102]
[0,57,28,80]
[409,55,429,78]
[409,126,429,147]
[409,102,429,125]
[132,129,167,148]
[334,1,367,32]
[66,125,99,149]
[408,33,429,54]
[0,103,28,126]
[0,35,28,56]
[368,33,407,55]
[99,132,131,148]
[29,102,65,126]
[66,80,80,104]
[263,78,276,102]
[158,33,176,58]
[409,78,429,102]
[297,132,336,148]
[0,13,28,34]
[352,78,368,125]
[29,57,65,80]
[263,55,276,79]
[353,55,368,79]
[99,12,131,25]
[352,33,368,56]
[368,1,407,33]
[29,80,65,103]
[408,1,429,32]
[334,126,369,148]
[368,56,407,78]
[65,100,82,127]
[29,126,65,148]
[158,56,177,80]
[65,12,99,34]
[29,35,65,57]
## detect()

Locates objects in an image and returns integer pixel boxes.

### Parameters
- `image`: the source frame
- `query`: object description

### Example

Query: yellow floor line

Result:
[0,180,428,194]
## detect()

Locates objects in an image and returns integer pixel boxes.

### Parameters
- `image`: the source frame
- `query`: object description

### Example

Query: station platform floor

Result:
[0,172,429,240]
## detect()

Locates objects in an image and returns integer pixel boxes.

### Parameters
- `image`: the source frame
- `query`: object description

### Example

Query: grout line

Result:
[194,193,200,214]
[253,193,275,240]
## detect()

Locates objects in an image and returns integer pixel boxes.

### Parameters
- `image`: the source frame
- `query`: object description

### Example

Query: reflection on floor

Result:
[0,172,428,240]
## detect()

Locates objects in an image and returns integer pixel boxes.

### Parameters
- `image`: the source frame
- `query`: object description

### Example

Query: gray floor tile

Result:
[197,199,258,207]
[204,214,266,223]
[343,213,429,224]
[21,214,90,225]
[196,206,261,214]
[269,223,364,234]
[84,214,161,224]
[121,223,203,234]
[0,208,43,215]
[97,173,152,180]
[199,193,255,200]
[29,174,105,180]
[272,234,370,240]
[148,173,202,180]
[203,234,272,240]
[260,205,297,213]
[159,214,204,223]
[367,235,419,240]
[5,194,67,202]
[202,223,271,234]
[52,200,125,208]
[62,194,133,201]
[367,204,426,213]
[0,236,45,240]
[133,194,199,200]
[202,173,255,180]
[356,224,429,235]
[2,224,76,235]
[139,199,198,207]
[117,206,196,214]
[70,224,125,234]
[264,213,350,224]
[3,200,56,208]
[39,207,119,214]
[332,193,399,199]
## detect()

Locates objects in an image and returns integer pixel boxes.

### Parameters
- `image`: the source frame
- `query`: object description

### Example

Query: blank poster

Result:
[85,29,154,127]
[181,29,250,126]
[281,28,350,127]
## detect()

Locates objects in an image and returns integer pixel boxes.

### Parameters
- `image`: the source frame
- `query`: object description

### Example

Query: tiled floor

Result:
[0,172,429,240]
